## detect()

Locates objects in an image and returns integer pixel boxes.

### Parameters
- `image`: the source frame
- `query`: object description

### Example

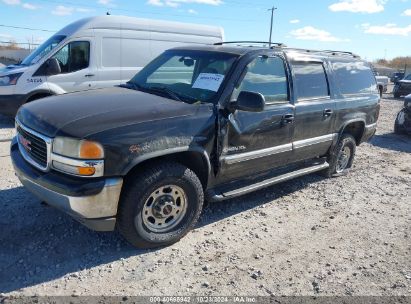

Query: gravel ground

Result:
[0,94,410,298]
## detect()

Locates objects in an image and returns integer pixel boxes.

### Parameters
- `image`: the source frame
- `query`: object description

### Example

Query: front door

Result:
[46,40,96,93]
[217,54,295,183]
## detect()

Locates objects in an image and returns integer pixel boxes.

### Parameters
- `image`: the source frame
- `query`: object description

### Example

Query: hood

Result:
[0,64,28,76]
[17,87,202,138]
[399,79,411,84]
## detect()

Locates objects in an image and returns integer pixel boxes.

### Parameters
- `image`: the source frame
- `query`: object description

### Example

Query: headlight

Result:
[0,73,23,86]
[53,137,104,159]
[52,137,104,177]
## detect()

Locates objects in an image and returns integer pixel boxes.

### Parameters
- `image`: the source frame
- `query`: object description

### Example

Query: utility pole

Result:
[268,6,277,48]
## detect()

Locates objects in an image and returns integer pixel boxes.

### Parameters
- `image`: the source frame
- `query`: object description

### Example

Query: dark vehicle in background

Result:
[394,74,411,98]
[391,72,405,84]
[11,42,380,249]
[394,94,411,135]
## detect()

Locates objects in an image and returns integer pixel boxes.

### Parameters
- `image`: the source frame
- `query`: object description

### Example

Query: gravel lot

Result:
[0,93,410,298]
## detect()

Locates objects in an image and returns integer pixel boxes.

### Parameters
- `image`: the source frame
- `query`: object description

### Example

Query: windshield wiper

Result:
[121,81,142,91]
[121,83,199,103]
[145,86,183,102]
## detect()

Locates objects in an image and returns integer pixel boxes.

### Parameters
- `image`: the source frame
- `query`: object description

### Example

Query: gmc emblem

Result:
[19,134,31,152]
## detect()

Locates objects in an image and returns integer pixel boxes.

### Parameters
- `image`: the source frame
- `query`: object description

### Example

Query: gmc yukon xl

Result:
[11,43,380,248]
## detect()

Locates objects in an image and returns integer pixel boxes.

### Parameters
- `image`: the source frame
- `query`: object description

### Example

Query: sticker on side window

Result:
[192,73,224,92]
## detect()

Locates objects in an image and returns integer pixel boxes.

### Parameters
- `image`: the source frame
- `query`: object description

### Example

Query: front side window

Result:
[128,50,238,104]
[232,56,289,104]
[293,62,330,100]
[52,41,90,74]
[21,34,66,66]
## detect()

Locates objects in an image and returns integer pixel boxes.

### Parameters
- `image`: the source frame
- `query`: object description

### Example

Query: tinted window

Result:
[232,56,288,104]
[333,61,377,95]
[147,55,195,85]
[293,62,329,100]
[129,51,237,104]
[405,74,411,80]
[52,41,90,74]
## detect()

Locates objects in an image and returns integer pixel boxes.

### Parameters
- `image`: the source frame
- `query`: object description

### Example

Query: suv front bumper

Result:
[11,139,123,231]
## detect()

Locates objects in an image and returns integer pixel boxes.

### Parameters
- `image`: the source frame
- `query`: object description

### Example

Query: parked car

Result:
[375,74,389,97]
[394,94,411,134]
[394,74,411,98]
[11,43,380,248]
[391,72,405,84]
[0,15,223,116]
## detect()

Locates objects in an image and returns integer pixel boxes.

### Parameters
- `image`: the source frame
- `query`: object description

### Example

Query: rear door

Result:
[217,53,295,183]
[290,58,337,162]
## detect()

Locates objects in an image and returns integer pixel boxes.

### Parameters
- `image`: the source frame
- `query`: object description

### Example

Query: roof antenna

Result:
[106,12,111,15]
[267,6,277,48]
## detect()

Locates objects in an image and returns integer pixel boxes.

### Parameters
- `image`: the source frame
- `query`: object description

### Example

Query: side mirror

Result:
[45,58,61,76]
[234,91,265,112]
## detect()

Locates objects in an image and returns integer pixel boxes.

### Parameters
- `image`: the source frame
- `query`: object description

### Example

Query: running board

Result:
[209,162,329,201]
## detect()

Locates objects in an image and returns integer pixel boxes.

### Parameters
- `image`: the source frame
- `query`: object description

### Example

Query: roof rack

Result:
[214,41,286,47]
[213,42,360,58]
[284,47,360,58]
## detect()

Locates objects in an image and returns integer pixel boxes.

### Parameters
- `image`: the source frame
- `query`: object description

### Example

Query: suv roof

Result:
[171,41,361,59]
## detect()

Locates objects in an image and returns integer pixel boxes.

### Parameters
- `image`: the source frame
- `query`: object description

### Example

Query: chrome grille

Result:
[16,121,51,171]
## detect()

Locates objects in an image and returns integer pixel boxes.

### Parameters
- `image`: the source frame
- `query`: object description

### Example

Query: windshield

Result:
[127,50,238,104]
[21,35,66,66]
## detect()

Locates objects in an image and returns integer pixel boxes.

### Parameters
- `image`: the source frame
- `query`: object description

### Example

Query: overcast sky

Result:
[0,0,410,60]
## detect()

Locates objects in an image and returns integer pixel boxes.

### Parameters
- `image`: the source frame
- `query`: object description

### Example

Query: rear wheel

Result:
[378,86,383,97]
[322,134,356,177]
[117,162,204,249]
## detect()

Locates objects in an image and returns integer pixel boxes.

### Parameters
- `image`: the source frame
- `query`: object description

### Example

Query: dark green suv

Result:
[11,42,380,248]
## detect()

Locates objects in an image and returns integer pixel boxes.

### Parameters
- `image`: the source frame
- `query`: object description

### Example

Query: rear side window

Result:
[293,62,329,100]
[232,56,289,104]
[333,61,377,95]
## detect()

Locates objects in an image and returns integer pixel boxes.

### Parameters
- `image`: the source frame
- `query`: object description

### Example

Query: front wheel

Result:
[117,162,204,249]
[322,134,356,177]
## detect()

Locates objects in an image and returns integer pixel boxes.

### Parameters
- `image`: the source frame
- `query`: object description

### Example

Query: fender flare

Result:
[121,146,212,182]
[336,119,366,144]
[24,89,56,103]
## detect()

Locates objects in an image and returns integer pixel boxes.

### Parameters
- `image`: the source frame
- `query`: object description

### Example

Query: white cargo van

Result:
[0,15,224,115]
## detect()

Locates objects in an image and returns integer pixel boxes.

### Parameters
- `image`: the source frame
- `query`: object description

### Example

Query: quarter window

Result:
[232,56,289,104]
[52,41,90,74]
[333,61,377,95]
[293,62,329,100]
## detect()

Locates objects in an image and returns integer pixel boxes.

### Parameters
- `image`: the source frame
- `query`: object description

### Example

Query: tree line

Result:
[375,57,411,71]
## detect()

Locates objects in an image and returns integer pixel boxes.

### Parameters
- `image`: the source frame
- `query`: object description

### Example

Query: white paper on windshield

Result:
[192,73,225,92]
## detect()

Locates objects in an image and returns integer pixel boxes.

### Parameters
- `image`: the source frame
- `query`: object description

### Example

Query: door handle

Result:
[282,114,294,124]
[323,109,333,117]
[85,74,95,77]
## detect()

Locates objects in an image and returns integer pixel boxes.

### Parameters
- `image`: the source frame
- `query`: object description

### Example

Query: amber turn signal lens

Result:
[79,141,104,159]
[77,167,96,176]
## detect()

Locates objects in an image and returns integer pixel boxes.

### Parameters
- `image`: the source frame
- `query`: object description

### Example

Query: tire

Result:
[394,109,406,135]
[378,86,383,98]
[394,93,401,99]
[322,134,356,178]
[117,161,204,249]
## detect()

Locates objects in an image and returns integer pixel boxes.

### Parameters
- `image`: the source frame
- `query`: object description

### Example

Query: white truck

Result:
[375,75,389,97]
[0,15,224,116]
